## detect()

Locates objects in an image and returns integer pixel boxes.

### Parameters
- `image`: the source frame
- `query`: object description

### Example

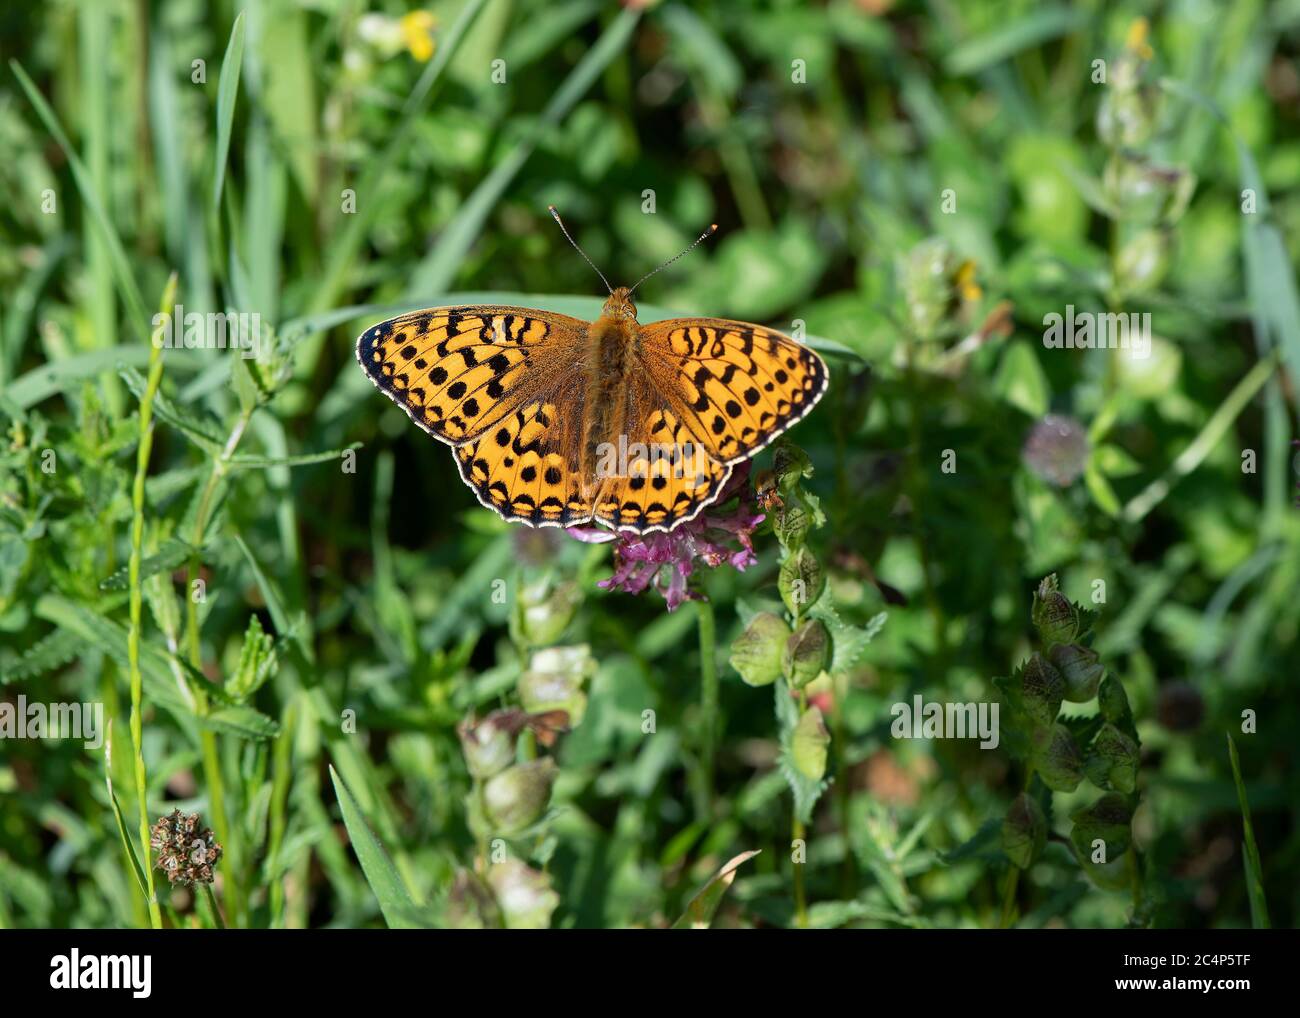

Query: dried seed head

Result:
[150,809,222,886]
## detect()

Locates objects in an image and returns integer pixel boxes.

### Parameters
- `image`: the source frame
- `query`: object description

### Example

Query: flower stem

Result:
[125,273,176,929]
[696,598,718,819]
[793,814,808,928]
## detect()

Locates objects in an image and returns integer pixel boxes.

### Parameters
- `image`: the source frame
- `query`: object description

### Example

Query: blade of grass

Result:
[212,12,246,212]
[671,850,760,928]
[10,60,148,330]
[1122,351,1280,523]
[1226,734,1270,929]
[103,732,151,902]
[328,766,421,929]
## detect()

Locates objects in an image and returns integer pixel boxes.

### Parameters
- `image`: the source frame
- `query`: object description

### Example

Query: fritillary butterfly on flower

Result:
[356,209,829,534]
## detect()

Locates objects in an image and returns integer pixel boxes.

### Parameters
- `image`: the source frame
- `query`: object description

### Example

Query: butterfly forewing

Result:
[356,306,586,445]
[638,318,828,465]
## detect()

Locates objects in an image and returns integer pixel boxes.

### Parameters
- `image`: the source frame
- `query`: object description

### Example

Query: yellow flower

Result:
[953,259,982,303]
[400,10,437,62]
[1125,17,1154,61]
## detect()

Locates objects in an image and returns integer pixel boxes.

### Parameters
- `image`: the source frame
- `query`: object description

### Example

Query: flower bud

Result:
[773,502,812,548]
[486,859,559,930]
[509,575,580,648]
[445,869,502,929]
[1097,85,1158,148]
[791,706,830,781]
[1030,723,1083,793]
[772,442,814,489]
[1031,575,1079,645]
[1084,722,1140,794]
[1098,674,1132,724]
[780,546,824,618]
[729,612,790,687]
[1049,643,1105,702]
[1002,792,1046,869]
[1023,416,1089,488]
[1069,793,1133,859]
[1114,228,1170,296]
[783,619,829,689]
[1019,653,1065,726]
[482,758,556,835]
[1103,154,1195,226]
[457,710,523,780]
[517,645,596,726]
[901,237,955,340]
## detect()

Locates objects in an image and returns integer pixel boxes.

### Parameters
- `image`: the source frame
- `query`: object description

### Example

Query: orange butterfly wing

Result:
[636,317,829,464]
[355,306,585,445]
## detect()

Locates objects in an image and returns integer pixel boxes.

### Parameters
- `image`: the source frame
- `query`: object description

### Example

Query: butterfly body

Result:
[358,288,827,534]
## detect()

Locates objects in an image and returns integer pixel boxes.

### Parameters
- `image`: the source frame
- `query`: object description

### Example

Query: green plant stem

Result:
[125,273,176,929]
[200,883,226,928]
[793,814,808,929]
[181,402,256,926]
[1123,350,1280,522]
[697,598,718,819]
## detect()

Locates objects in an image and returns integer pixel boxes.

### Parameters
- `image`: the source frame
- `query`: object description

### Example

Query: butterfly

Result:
[356,209,829,534]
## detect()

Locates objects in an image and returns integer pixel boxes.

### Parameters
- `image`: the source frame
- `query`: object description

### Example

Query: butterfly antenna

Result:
[548,205,613,295]
[627,223,718,296]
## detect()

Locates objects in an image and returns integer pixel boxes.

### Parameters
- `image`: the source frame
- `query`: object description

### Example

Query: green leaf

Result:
[2,629,83,684]
[328,766,421,929]
[671,850,759,928]
[212,12,246,211]
[1226,734,1270,929]
[198,706,280,741]
[946,7,1086,75]
[10,61,149,332]
[993,341,1050,417]
[99,538,198,592]
[103,734,151,900]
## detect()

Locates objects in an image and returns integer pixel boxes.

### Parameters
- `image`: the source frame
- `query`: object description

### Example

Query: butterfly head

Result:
[602,287,638,322]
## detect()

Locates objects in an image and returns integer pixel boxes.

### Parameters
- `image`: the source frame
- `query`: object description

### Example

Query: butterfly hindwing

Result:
[638,318,828,464]
[454,400,594,528]
[591,403,734,532]
[356,306,586,445]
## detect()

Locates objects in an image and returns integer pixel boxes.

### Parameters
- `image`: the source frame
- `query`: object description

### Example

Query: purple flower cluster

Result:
[568,465,765,611]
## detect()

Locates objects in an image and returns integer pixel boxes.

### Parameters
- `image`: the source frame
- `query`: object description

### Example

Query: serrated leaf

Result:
[99,537,197,591]
[198,705,280,741]
[120,367,224,452]
[3,629,83,684]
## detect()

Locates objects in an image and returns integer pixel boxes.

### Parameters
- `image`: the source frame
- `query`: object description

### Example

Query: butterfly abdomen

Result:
[579,313,637,491]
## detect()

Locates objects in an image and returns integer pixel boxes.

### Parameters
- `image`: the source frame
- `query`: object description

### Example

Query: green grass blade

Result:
[103,733,152,902]
[328,766,421,929]
[671,850,760,928]
[1226,734,1270,929]
[10,60,149,331]
[212,12,246,212]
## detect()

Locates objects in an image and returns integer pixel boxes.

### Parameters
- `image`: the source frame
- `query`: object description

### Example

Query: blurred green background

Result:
[0,0,1297,929]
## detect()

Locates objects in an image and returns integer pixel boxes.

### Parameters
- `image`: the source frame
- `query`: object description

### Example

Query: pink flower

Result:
[567,464,765,611]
